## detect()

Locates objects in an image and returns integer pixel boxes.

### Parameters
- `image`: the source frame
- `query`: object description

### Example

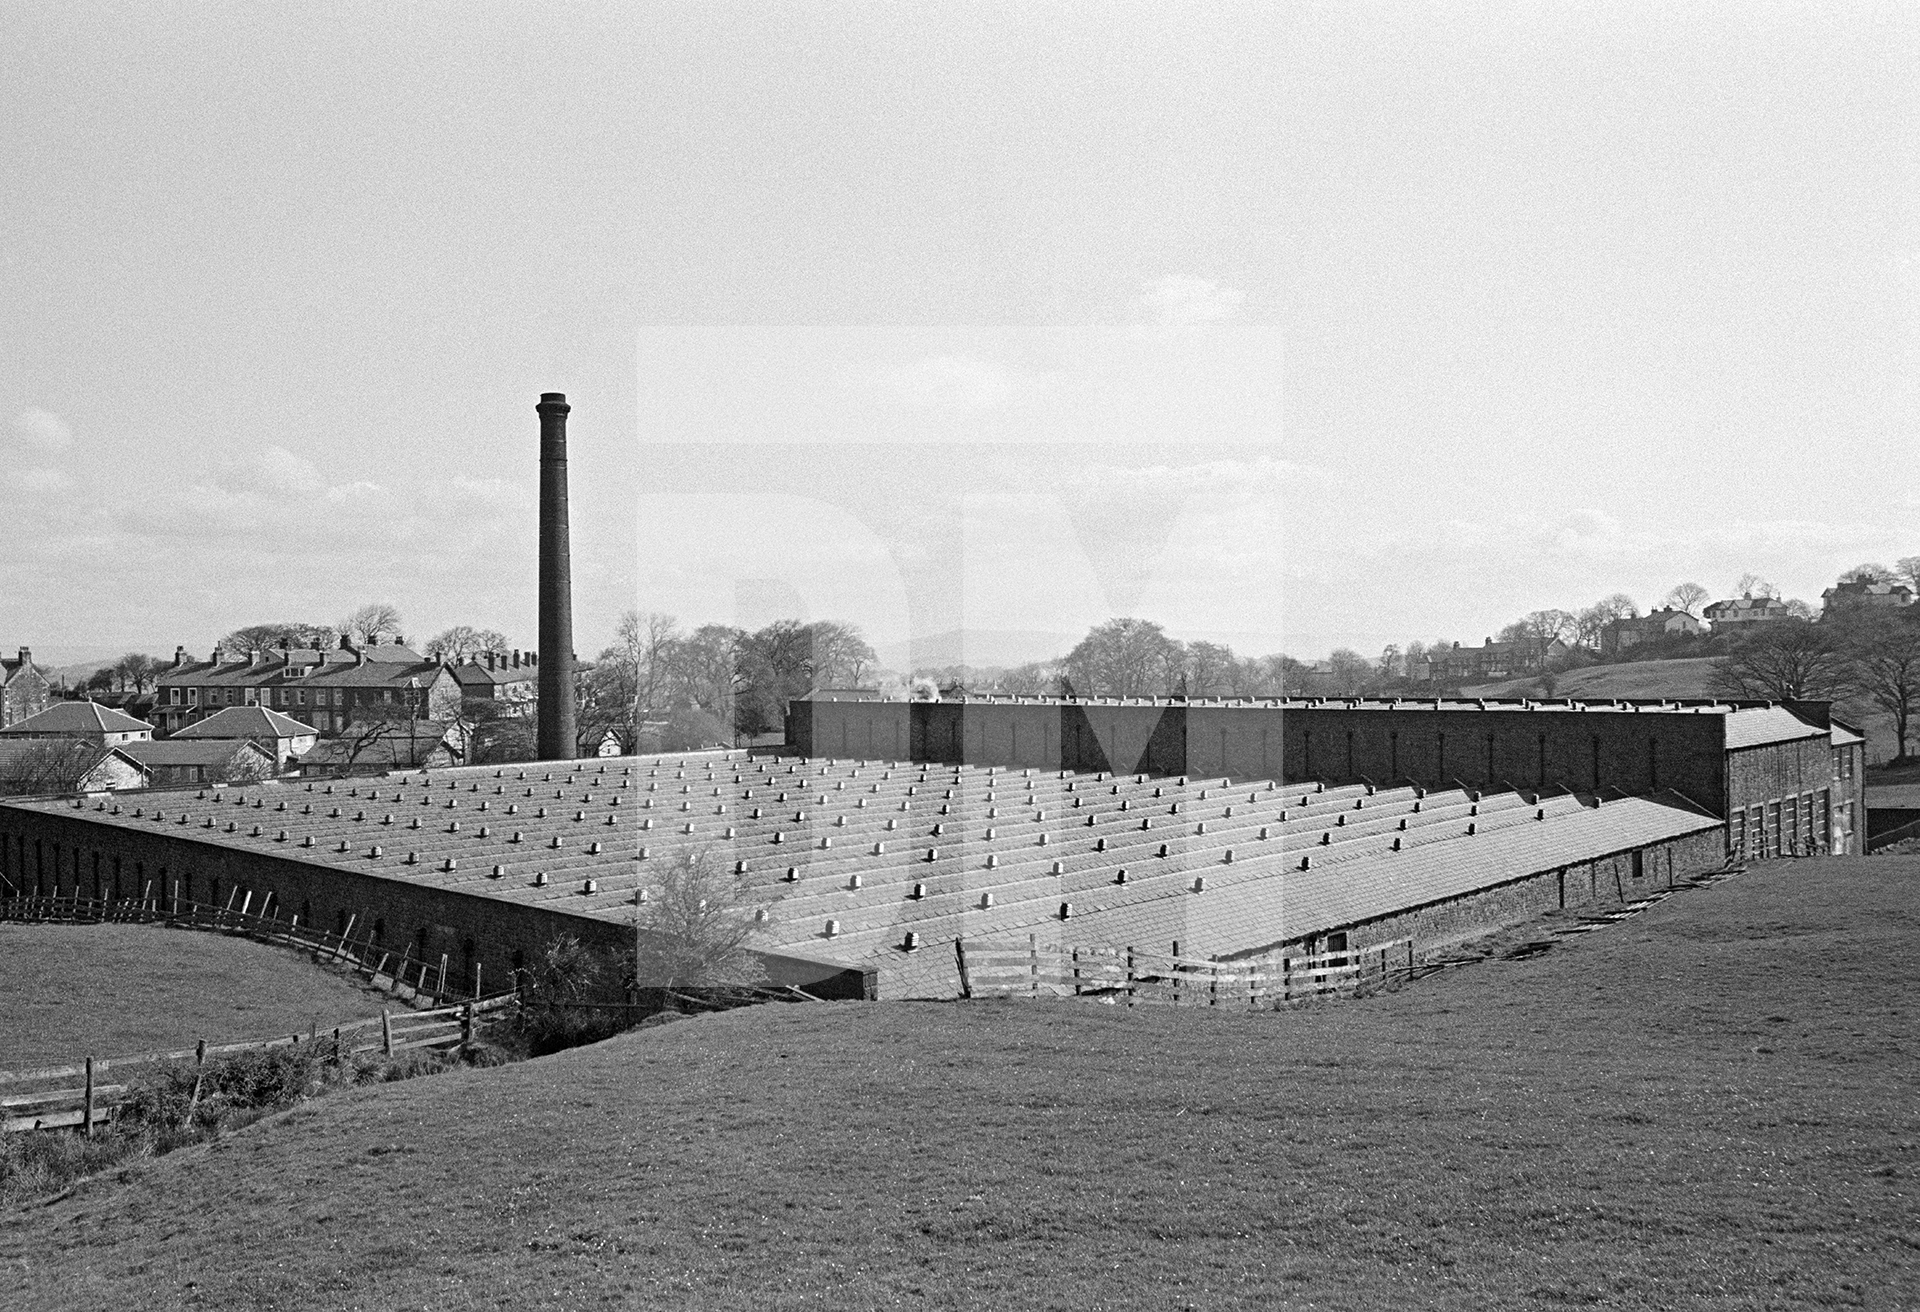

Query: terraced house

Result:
[152,639,461,737]
[0,647,52,729]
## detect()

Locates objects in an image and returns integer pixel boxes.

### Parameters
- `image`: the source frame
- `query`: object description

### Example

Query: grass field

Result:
[0,924,396,1070]
[2,856,1916,1310]
[1463,657,1720,701]
[1466,658,1912,764]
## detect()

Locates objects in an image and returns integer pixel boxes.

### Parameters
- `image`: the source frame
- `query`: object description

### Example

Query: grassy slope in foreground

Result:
[3,858,1917,1312]
[0,923,394,1069]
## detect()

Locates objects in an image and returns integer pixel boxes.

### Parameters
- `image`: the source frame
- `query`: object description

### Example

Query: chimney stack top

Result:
[537,392,569,412]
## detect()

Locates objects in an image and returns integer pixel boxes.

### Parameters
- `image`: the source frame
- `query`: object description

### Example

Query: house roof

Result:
[449,661,537,689]
[171,705,318,740]
[155,655,454,691]
[1823,581,1913,600]
[1827,720,1866,748]
[1722,706,1829,750]
[0,700,153,736]
[1705,596,1786,615]
[120,739,272,768]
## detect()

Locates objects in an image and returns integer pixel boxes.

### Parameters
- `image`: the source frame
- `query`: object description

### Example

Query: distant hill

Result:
[1462,658,1720,701]
[876,629,1074,674]
[1464,656,1907,763]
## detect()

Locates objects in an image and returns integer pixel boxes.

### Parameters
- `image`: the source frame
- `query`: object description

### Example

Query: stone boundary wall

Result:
[1314,826,1728,961]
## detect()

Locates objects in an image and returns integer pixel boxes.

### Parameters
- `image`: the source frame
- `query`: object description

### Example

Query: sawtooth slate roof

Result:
[0,701,153,736]
[9,748,1726,997]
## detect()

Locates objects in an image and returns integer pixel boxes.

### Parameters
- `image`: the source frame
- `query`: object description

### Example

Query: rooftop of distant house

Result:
[0,700,154,736]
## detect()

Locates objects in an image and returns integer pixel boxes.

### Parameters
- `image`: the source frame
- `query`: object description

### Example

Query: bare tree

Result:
[0,739,111,796]
[1575,595,1638,651]
[1000,661,1058,696]
[423,625,510,660]
[1897,556,1920,593]
[1326,648,1373,696]
[217,622,337,654]
[631,847,769,989]
[1063,618,1182,698]
[668,625,743,723]
[328,705,426,774]
[1734,573,1778,599]
[1185,641,1235,696]
[112,653,164,693]
[1709,620,1854,702]
[1841,612,1920,761]
[340,603,403,646]
[807,621,878,688]
[1838,562,1899,586]
[1663,582,1710,617]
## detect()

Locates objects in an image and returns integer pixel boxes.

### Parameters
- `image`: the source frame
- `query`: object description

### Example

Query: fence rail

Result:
[0,893,521,1134]
[956,936,1415,1007]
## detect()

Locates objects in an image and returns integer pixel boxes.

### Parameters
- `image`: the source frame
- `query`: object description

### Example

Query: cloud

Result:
[1138,276,1246,326]
[875,355,1019,410]
[6,467,73,494]
[1536,508,1626,556]
[9,408,73,453]
[237,445,324,495]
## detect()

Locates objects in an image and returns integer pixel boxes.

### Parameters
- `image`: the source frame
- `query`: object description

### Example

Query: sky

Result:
[2,3,1915,666]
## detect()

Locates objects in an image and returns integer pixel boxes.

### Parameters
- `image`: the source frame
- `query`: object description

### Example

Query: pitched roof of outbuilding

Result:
[120,739,272,768]
[0,700,153,735]
[171,706,318,740]
[1721,706,1828,750]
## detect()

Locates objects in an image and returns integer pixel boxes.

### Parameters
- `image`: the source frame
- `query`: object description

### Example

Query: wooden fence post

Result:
[472,962,482,1000]
[1171,941,1182,1007]
[1029,934,1039,998]
[332,1027,341,1065]
[1209,960,1219,1008]
[185,1040,207,1127]
[238,890,252,919]
[1071,947,1081,996]
[381,1009,393,1056]
[461,1003,474,1049]
[82,1056,96,1137]
[954,938,972,999]
[437,953,449,1002]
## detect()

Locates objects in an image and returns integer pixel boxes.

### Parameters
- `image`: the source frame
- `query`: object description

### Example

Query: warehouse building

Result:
[0,695,1864,999]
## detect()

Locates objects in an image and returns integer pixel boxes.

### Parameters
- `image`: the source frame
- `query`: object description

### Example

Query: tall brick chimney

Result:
[536,392,578,760]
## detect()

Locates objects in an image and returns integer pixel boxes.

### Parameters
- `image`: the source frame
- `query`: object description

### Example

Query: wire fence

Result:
[0,891,525,1134]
